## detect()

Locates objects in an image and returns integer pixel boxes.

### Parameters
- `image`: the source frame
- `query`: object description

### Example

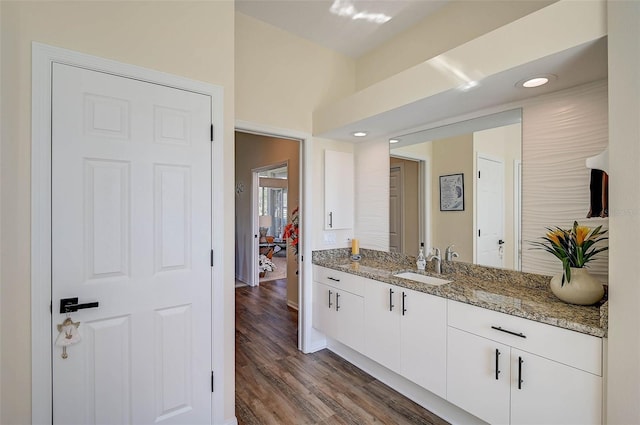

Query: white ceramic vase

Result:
[550,267,604,305]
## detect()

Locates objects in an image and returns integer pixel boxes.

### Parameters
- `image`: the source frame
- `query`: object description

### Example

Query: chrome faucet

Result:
[427,248,442,274]
[445,245,459,261]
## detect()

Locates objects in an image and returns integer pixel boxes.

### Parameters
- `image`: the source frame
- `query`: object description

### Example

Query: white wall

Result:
[607,2,640,423]
[234,10,357,256]
[235,12,355,133]
[0,2,236,423]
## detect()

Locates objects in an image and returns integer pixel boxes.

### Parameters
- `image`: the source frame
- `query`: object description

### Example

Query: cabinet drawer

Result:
[448,300,602,376]
[313,265,364,296]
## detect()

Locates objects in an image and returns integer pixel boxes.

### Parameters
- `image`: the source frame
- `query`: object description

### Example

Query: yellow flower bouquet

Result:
[531,221,608,285]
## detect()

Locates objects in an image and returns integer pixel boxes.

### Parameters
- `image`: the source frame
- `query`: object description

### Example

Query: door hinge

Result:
[210,249,214,267]
[301,255,303,262]
[478,171,481,178]
[478,229,481,237]
[211,371,214,392]
[50,300,52,314]
[210,124,214,142]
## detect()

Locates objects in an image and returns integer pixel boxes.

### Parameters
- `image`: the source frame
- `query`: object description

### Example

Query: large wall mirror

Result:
[385,78,609,281]
[389,109,523,271]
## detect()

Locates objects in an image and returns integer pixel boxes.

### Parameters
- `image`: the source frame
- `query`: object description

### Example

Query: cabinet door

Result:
[333,289,365,353]
[363,280,401,373]
[312,281,335,337]
[510,349,602,425]
[401,289,447,398]
[324,150,354,230]
[447,327,510,425]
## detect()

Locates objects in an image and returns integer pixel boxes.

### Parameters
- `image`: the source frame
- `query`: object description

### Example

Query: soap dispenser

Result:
[416,243,427,271]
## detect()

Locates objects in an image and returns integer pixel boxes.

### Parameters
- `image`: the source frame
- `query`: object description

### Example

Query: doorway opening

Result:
[256,164,289,284]
[234,130,301,311]
[389,155,427,257]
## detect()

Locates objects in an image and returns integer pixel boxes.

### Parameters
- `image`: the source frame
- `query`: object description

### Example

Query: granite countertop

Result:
[312,248,608,338]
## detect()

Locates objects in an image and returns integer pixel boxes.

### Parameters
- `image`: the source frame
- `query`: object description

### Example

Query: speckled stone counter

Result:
[312,248,608,338]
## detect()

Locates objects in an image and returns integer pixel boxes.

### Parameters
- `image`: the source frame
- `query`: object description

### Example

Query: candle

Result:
[351,239,359,255]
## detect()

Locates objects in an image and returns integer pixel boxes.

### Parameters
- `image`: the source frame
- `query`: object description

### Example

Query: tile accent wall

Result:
[522,80,609,281]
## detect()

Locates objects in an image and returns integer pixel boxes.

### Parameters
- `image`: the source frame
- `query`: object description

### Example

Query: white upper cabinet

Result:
[324,150,354,230]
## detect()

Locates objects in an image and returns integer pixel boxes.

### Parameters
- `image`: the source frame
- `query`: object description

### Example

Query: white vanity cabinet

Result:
[363,279,401,372]
[447,300,603,425]
[312,266,364,352]
[363,279,447,398]
[400,286,447,398]
[324,150,354,230]
[447,327,511,424]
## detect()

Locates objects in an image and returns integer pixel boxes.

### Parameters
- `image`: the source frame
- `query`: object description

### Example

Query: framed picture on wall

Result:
[440,173,464,211]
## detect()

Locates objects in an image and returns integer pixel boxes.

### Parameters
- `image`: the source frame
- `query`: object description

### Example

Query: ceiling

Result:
[318,37,608,143]
[235,0,448,58]
[236,1,608,143]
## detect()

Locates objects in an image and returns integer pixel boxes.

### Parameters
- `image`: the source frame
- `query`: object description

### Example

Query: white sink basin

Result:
[393,272,452,286]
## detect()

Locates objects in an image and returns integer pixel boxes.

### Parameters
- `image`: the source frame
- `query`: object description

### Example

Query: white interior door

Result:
[52,63,212,424]
[476,155,505,268]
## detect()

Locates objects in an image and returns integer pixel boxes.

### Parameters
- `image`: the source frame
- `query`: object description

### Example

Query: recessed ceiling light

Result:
[389,139,400,144]
[353,131,368,137]
[516,74,557,88]
[523,77,548,88]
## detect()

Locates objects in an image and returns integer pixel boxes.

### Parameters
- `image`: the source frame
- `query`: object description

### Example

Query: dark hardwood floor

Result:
[235,279,449,425]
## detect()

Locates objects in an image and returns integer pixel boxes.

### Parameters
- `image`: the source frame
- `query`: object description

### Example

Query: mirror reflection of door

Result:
[390,109,522,270]
[476,155,505,268]
[389,165,403,253]
[390,157,420,256]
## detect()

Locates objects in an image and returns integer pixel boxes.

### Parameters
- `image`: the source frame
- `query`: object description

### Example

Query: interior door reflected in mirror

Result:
[389,109,522,271]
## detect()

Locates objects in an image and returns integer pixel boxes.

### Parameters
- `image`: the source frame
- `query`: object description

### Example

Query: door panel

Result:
[477,155,505,268]
[52,63,212,424]
[510,349,602,425]
[401,289,447,398]
[447,327,510,425]
[389,166,403,253]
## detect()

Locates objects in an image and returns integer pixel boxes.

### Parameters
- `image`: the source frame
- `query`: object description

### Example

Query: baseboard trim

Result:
[326,340,483,425]
[222,416,238,425]
[287,299,299,310]
[305,339,328,354]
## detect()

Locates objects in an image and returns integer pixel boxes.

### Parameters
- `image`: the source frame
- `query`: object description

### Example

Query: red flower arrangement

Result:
[283,206,299,257]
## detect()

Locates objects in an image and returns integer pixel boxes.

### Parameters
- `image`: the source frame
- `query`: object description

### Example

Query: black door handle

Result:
[389,288,394,311]
[60,297,99,314]
[498,239,505,245]
[518,356,524,389]
[491,325,526,338]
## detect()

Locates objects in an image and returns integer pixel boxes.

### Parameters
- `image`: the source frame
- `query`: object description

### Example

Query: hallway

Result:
[235,279,449,424]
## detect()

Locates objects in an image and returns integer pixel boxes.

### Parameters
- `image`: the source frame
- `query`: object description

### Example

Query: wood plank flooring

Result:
[235,279,450,425]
